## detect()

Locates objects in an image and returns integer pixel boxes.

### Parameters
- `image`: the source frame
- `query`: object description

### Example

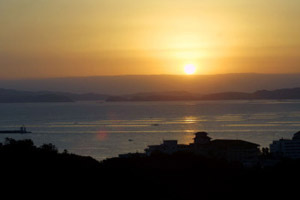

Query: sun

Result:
[184,64,197,75]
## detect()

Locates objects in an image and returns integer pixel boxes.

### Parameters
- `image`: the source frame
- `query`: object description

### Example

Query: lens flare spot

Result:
[96,130,108,141]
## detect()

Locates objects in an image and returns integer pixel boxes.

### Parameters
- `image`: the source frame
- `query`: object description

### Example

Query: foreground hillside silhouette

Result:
[0,138,299,199]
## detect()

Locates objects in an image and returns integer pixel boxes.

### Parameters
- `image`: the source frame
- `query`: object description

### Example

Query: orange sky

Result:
[0,0,300,79]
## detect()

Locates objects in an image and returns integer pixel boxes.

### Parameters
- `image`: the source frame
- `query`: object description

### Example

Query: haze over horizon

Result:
[1,0,300,79]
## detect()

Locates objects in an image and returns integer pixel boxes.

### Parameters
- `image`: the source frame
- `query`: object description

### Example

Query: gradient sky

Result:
[1,0,300,79]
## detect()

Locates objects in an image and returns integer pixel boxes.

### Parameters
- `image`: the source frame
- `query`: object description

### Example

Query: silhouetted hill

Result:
[36,91,109,101]
[107,90,202,101]
[253,88,300,99]
[0,88,74,103]
[59,92,109,101]
[202,87,300,100]
[106,87,300,101]
[0,88,109,103]
[2,73,300,95]
[2,86,300,103]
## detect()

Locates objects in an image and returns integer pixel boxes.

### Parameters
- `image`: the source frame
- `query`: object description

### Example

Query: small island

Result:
[0,125,31,134]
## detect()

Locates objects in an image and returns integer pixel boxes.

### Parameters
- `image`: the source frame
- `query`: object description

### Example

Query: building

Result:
[208,139,260,162]
[191,132,260,161]
[145,140,190,156]
[193,132,211,144]
[270,131,300,159]
[145,132,261,162]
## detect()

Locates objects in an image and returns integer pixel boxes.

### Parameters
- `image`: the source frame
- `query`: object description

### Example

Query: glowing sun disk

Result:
[184,64,197,75]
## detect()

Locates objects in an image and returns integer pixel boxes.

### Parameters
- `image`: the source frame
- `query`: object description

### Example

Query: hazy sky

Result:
[1,0,300,79]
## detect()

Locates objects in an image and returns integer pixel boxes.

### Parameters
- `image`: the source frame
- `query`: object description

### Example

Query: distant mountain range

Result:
[2,87,300,103]
[106,88,300,102]
[0,88,108,103]
[2,74,300,95]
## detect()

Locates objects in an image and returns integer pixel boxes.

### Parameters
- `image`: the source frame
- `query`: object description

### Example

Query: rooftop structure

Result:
[193,132,211,144]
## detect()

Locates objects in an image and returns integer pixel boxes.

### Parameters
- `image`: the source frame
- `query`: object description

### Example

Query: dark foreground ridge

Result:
[0,138,299,199]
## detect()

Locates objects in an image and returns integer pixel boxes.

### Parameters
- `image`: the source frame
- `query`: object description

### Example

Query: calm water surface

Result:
[1,100,300,160]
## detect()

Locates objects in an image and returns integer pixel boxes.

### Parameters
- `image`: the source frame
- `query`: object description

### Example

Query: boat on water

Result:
[0,126,31,134]
[151,123,160,126]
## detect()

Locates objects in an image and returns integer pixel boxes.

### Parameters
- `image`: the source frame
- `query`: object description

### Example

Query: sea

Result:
[1,100,300,161]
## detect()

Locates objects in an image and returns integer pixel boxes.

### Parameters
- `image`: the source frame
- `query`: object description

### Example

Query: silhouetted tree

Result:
[40,143,58,153]
[262,147,270,156]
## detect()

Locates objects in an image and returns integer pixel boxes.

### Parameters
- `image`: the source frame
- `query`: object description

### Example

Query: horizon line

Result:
[2,72,300,81]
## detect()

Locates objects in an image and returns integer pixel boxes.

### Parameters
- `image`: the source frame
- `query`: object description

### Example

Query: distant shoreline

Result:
[2,87,300,103]
[106,87,300,102]
[106,98,300,102]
